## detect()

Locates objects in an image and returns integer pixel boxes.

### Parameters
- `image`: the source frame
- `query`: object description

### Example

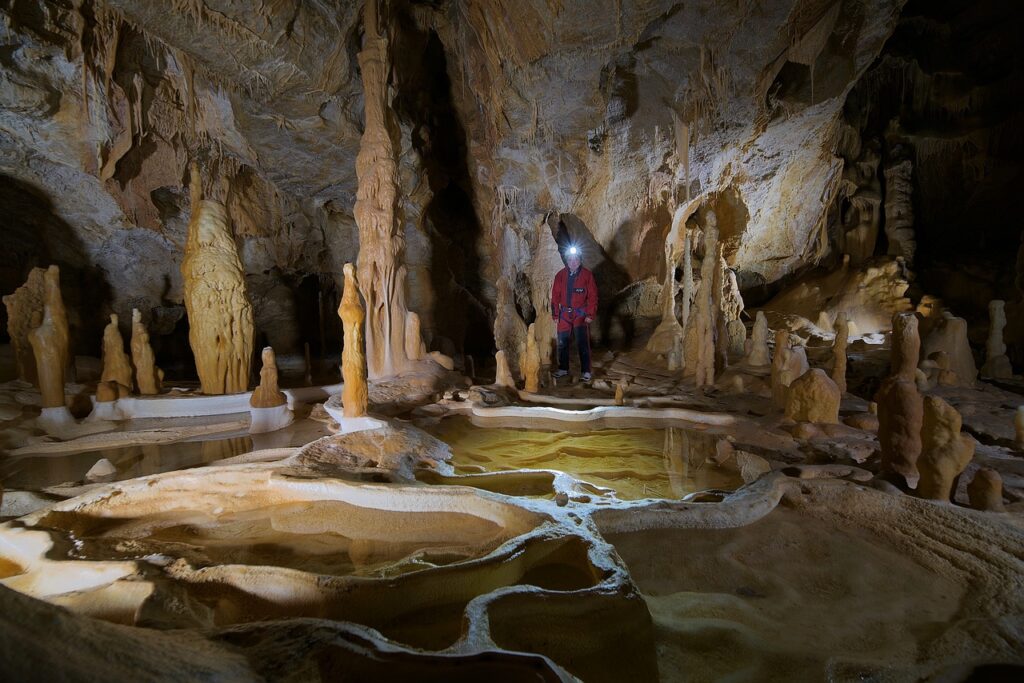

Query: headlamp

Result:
[567,246,578,256]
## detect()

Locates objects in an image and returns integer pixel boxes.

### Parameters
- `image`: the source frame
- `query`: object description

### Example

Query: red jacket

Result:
[551,266,598,332]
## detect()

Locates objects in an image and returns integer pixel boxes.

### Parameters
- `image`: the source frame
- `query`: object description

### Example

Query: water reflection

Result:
[424,417,739,500]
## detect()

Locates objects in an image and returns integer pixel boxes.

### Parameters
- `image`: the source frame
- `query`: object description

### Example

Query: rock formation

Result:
[495,350,515,389]
[838,135,882,265]
[980,300,1012,379]
[745,312,770,367]
[130,309,162,395]
[646,206,687,357]
[26,266,68,410]
[877,313,924,486]
[771,331,809,409]
[339,263,368,419]
[99,314,132,399]
[354,0,411,379]
[883,158,915,264]
[523,323,541,393]
[405,311,427,362]
[917,396,975,501]
[726,319,746,358]
[831,313,849,393]
[967,468,1004,512]
[922,311,976,387]
[685,211,719,387]
[2,267,47,384]
[251,347,287,408]
[785,369,841,424]
[1016,406,1024,450]
[181,167,254,395]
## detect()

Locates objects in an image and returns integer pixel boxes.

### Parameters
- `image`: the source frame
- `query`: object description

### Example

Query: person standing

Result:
[551,245,598,381]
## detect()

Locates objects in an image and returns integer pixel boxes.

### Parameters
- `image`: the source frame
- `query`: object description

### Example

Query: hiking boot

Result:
[582,372,592,382]
[553,370,569,378]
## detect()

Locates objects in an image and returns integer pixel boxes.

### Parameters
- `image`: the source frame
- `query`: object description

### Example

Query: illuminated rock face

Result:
[181,173,254,395]
[26,266,68,409]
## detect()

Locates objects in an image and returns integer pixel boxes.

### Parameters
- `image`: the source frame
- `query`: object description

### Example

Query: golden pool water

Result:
[424,416,740,500]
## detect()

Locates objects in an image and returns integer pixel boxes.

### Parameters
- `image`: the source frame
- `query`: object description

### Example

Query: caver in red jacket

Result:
[550,266,598,333]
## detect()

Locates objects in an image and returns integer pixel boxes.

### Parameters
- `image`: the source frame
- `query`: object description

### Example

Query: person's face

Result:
[567,253,581,271]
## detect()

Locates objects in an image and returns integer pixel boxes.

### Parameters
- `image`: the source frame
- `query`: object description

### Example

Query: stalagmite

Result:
[2,266,46,384]
[27,266,71,429]
[917,396,975,501]
[877,312,924,486]
[831,313,849,393]
[181,165,254,395]
[615,380,626,406]
[967,468,1004,512]
[250,347,292,434]
[130,309,162,395]
[785,369,841,424]
[405,311,426,362]
[354,0,412,379]
[339,263,368,419]
[745,311,770,366]
[524,323,541,393]
[980,300,1012,379]
[685,211,718,387]
[713,245,729,373]
[99,314,132,399]
[250,347,286,408]
[771,330,808,408]
[681,229,693,329]
[495,350,515,389]
[727,319,746,358]
[922,311,976,387]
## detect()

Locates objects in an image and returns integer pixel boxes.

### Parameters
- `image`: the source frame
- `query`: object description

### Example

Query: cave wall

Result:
[0,0,916,372]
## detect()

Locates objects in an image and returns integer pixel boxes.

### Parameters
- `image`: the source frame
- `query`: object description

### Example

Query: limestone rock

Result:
[26,266,68,409]
[727,319,747,358]
[2,267,46,384]
[745,311,770,366]
[85,458,117,483]
[890,312,920,381]
[1016,406,1024,450]
[980,300,1012,379]
[844,412,879,432]
[876,376,923,486]
[785,369,840,424]
[771,331,809,408]
[405,311,426,362]
[922,311,976,387]
[831,313,849,393]
[917,396,975,501]
[355,1,410,380]
[250,347,287,408]
[130,309,163,395]
[967,468,1004,512]
[495,350,515,389]
[99,314,133,397]
[339,263,368,419]
[181,167,255,395]
[523,323,541,393]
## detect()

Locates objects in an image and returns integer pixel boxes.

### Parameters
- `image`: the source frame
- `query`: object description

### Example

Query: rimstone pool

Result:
[422,416,742,500]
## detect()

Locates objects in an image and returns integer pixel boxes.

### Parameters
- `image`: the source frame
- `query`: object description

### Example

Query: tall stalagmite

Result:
[355,0,410,379]
[100,314,133,396]
[2,267,46,384]
[831,313,849,393]
[26,266,68,409]
[130,309,162,395]
[877,312,924,486]
[181,166,254,395]
[340,263,368,418]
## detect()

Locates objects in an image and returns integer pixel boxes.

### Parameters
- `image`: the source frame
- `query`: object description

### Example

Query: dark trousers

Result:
[557,326,591,373]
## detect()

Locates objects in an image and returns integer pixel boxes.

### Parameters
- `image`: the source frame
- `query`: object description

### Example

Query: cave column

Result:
[354,0,411,379]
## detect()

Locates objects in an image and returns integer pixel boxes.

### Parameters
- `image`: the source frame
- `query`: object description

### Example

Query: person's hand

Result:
[585,317,593,324]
